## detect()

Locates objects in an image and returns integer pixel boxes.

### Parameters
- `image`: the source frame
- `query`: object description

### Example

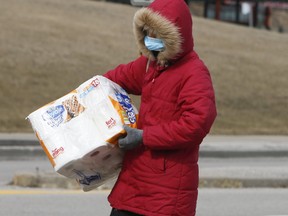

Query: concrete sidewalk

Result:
[1,133,288,190]
[0,133,42,159]
[1,133,288,158]
[200,135,288,157]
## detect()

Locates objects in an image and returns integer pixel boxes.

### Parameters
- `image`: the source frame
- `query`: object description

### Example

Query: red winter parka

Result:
[104,0,217,215]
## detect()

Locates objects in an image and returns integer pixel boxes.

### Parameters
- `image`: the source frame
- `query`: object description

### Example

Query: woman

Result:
[104,0,217,215]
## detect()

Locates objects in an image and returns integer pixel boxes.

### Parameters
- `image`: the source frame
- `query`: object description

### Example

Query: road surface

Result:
[1,187,288,216]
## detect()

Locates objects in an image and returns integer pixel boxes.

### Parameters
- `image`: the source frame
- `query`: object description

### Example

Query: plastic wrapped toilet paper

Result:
[27,75,138,191]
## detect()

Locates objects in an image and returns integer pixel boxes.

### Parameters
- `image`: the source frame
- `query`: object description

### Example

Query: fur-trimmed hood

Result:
[133,0,194,66]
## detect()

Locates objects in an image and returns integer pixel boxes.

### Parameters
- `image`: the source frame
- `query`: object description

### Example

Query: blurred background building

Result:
[201,0,288,32]
[107,0,288,33]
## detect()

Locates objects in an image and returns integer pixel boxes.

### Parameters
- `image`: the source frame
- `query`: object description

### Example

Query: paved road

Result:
[1,135,288,216]
[0,159,52,185]
[2,156,288,187]
[1,187,288,216]
[0,187,110,216]
[197,188,288,216]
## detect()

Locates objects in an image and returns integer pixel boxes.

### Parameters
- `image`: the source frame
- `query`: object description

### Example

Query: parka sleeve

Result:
[103,56,147,95]
[143,67,217,150]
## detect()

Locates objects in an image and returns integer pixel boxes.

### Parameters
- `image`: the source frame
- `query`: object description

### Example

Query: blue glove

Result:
[118,125,143,150]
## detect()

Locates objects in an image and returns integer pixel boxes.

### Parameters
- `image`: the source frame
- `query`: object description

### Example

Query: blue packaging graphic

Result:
[42,105,65,128]
[115,91,136,124]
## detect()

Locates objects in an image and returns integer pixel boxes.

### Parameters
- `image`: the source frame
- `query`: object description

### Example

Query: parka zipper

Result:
[146,57,156,83]
[146,58,167,83]
[146,58,151,73]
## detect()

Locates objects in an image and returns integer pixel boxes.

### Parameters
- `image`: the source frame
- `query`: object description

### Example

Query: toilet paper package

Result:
[26,75,138,191]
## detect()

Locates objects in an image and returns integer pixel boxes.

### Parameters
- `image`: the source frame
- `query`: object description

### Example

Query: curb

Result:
[199,135,288,158]
[10,172,116,191]
[10,172,288,190]
[199,178,288,188]
[1,134,288,159]
[0,133,38,146]
[199,150,288,158]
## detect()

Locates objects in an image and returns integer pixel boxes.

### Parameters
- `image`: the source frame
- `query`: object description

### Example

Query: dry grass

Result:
[193,18,288,134]
[1,0,288,134]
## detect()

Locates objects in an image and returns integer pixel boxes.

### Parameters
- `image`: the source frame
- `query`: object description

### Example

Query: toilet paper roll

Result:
[27,75,138,191]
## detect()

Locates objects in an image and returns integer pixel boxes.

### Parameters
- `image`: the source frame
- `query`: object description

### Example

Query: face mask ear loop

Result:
[146,57,151,73]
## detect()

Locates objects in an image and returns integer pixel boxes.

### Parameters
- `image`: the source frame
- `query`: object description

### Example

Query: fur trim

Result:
[133,8,182,66]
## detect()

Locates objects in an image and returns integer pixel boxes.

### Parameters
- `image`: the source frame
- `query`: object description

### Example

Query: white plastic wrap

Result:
[27,76,138,191]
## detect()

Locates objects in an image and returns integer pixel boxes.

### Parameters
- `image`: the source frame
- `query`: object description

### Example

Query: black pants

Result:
[110,208,143,216]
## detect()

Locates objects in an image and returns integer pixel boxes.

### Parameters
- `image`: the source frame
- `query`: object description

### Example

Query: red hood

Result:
[133,0,194,66]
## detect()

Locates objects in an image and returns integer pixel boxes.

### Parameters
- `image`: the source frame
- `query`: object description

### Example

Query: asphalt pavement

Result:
[1,133,288,190]
[1,188,288,216]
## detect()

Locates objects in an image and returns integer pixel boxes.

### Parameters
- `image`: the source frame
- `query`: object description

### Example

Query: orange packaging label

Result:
[35,132,56,167]
[108,96,137,129]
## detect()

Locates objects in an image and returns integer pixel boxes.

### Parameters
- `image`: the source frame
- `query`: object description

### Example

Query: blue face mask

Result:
[144,36,165,51]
